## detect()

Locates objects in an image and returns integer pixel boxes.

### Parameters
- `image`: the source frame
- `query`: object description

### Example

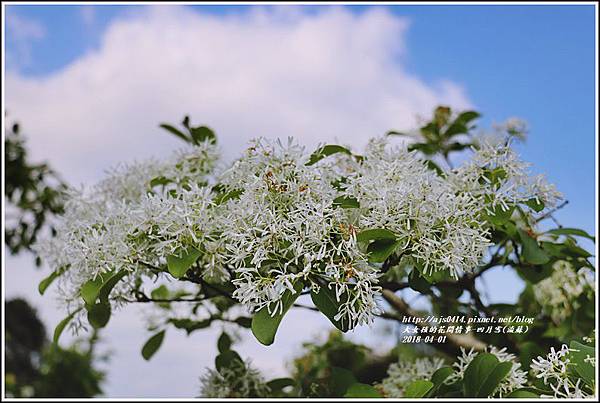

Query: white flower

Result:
[220,138,381,327]
[33,142,222,314]
[34,133,562,333]
[450,139,562,213]
[379,356,446,397]
[199,359,270,398]
[531,344,595,398]
[534,260,595,323]
[447,346,527,397]
[344,138,491,279]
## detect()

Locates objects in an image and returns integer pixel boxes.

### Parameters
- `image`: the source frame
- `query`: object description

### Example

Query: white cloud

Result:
[5,5,471,185]
[4,5,472,397]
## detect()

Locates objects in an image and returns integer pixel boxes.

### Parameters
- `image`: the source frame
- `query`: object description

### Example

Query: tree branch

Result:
[381,289,487,356]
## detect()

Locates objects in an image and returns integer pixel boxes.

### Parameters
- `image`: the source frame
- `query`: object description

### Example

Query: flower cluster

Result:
[450,138,561,214]
[446,346,527,397]
[378,356,446,397]
[199,359,270,398]
[33,141,221,316]
[531,344,595,398]
[345,139,492,279]
[219,138,380,326]
[533,260,595,323]
[35,134,559,330]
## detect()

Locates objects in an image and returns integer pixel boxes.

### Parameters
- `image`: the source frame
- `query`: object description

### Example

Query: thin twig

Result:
[535,200,569,224]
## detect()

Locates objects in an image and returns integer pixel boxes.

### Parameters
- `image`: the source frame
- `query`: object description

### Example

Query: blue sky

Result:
[4,3,597,398]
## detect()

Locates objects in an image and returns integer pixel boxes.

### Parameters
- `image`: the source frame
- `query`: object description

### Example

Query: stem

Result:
[535,200,569,224]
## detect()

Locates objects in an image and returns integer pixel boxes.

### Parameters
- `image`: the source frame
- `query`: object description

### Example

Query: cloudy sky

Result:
[3,3,596,398]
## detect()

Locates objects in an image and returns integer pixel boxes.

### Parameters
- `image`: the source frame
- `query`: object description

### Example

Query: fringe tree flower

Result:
[531,344,595,398]
[533,260,595,323]
[379,356,446,397]
[199,359,270,398]
[219,138,381,326]
[450,139,561,214]
[33,142,221,314]
[344,138,491,279]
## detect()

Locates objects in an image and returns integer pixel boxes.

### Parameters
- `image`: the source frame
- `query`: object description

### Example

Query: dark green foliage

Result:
[4,120,67,256]
[159,115,216,145]
[5,298,104,398]
[141,330,166,361]
[387,106,480,160]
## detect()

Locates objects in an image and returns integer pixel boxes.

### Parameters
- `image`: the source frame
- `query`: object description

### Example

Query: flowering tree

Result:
[35,107,596,398]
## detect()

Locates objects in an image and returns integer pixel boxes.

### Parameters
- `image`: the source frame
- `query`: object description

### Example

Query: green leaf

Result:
[141,330,166,361]
[80,276,104,305]
[151,285,169,300]
[431,366,454,385]
[518,229,550,265]
[408,268,431,293]
[190,126,216,145]
[547,227,595,241]
[306,145,352,166]
[215,350,243,372]
[478,361,512,397]
[457,110,481,123]
[414,261,453,284]
[167,247,202,278]
[98,270,128,303]
[217,332,232,353]
[159,123,190,143]
[356,228,397,243]
[386,130,411,137]
[569,341,595,387]
[169,318,212,334]
[53,309,82,344]
[404,380,434,397]
[408,142,439,155]
[505,388,539,398]
[445,142,471,152]
[38,270,61,295]
[330,367,357,396]
[444,111,480,137]
[333,196,360,209]
[524,198,545,212]
[267,378,295,392]
[234,316,252,328]
[311,285,350,332]
[486,205,515,226]
[425,160,445,176]
[344,383,381,398]
[516,263,553,284]
[214,188,243,205]
[80,270,128,306]
[427,366,454,396]
[150,176,172,187]
[464,353,512,397]
[367,239,400,263]
[251,281,303,345]
[87,303,111,329]
[563,240,592,258]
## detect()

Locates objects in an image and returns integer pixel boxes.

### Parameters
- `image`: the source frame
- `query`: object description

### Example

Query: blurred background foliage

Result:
[4,117,106,398]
